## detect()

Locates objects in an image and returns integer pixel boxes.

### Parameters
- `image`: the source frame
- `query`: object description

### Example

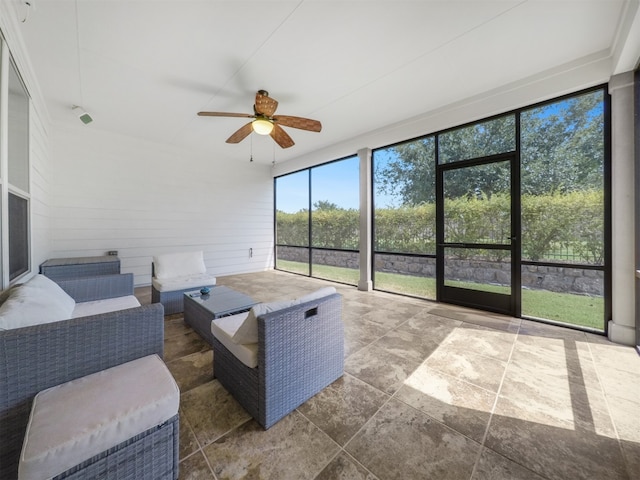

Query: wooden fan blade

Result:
[226,122,254,143]
[273,115,322,132]
[255,91,278,117]
[198,111,254,118]
[270,123,295,148]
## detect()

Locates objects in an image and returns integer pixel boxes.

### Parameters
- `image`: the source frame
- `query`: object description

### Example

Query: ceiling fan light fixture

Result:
[252,118,274,135]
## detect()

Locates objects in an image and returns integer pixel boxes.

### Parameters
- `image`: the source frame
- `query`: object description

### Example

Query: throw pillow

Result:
[0,276,74,331]
[232,299,294,345]
[24,274,76,313]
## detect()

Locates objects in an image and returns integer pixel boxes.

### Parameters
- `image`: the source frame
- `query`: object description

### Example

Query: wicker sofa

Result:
[0,274,176,480]
[210,287,344,429]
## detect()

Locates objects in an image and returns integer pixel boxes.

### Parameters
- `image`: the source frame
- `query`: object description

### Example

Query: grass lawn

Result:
[276,259,604,331]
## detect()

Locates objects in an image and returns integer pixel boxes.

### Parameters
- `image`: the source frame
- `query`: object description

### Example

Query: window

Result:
[370,87,608,331]
[520,90,606,329]
[275,170,310,275]
[8,193,28,280]
[8,58,30,192]
[373,136,437,298]
[1,40,31,285]
[275,156,360,285]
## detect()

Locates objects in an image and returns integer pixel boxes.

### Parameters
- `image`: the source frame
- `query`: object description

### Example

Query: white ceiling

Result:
[12,0,640,166]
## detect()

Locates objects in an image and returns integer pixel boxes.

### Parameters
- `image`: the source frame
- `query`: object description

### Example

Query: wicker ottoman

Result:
[19,355,180,480]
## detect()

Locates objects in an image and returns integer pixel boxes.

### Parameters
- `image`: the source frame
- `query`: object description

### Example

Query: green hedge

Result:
[276,190,604,264]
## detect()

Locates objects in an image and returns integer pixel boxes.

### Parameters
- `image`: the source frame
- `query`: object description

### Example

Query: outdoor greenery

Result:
[276,189,604,264]
[276,260,603,330]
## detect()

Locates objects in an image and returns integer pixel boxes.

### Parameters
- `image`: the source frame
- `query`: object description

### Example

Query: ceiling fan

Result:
[197,90,322,149]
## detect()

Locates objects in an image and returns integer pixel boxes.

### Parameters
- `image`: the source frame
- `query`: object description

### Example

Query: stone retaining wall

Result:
[278,246,359,270]
[277,247,604,296]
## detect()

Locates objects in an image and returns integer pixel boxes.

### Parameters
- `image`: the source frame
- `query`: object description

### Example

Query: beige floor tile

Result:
[373,329,441,363]
[167,350,213,393]
[429,305,520,333]
[315,452,379,480]
[518,319,588,341]
[297,373,389,445]
[344,337,370,359]
[343,300,377,317]
[179,408,201,460]
[342,316,390,348]
[345,343,422,395]
[179,451,215,480]
[471,447,547,480]
[441,323,516,362]
[607,394,640,443]
[499,362,615,436]
[586,338,640,375]
[620,439,640,480]
[511,336,601,391]
[342,292,400,310]
[164,330,209,362]
[424,345,507,392]
[485,412,628,480]
[203,411,339,480]
[396,365,496,443]
[396,311,462,345]
[346,398,480,480]
[360,306,419,330]
[164,314,192,338]
[597,366,640,403]
[181,381,251,446]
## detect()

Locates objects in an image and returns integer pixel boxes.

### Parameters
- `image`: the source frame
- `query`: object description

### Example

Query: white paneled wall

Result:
[28,105,54,275]
[51,125,274,286]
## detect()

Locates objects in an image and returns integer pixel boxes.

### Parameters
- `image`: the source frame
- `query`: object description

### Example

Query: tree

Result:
[375,90,604,204]
[521,90,604,194]
[374,137,436,205]
[313,200,340,211]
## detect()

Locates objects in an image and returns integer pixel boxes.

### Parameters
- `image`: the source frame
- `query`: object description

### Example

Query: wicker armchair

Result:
[211,292,344,429]
[151,251,216,315]
[0,287,175,479]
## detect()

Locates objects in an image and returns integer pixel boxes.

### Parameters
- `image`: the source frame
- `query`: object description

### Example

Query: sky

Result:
[275,154,401,212]
[276,156,360,213]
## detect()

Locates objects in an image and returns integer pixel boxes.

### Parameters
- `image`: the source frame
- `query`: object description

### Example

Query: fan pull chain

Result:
[250,134,253,162]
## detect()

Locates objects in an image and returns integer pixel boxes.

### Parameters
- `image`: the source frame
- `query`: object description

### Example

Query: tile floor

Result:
[135,270,640,480]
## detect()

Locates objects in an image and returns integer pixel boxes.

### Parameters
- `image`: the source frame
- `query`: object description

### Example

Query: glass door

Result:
[437,155,519,315]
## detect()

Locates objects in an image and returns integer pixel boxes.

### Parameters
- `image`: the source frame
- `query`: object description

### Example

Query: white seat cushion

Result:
[211,312,259,368]
[153,251,206,280]
[71,295,141,318]
[152,273,216,292]
[19,354,179,480]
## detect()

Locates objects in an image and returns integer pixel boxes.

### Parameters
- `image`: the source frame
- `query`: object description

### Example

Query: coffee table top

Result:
[184,286,257,318]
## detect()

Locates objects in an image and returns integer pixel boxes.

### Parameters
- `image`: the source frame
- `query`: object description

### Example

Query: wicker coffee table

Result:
[183,286,258,344]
